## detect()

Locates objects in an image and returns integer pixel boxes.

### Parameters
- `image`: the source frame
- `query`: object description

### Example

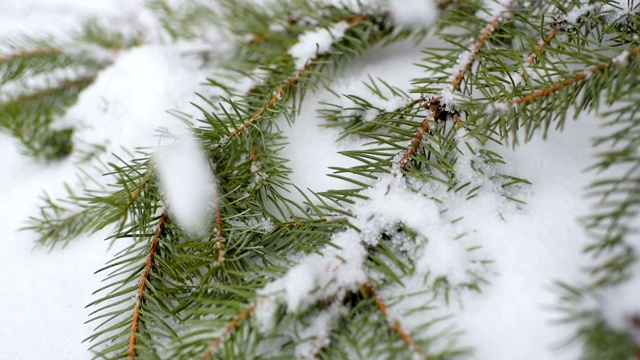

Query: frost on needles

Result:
[2,0,639,359]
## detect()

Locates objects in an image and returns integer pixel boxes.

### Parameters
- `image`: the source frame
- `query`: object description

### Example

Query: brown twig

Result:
[510,47,640,107]
[128,210,168,359]
[228,15,369,139]
[0,46,62,63]
[363,284,426,360]
[201,299,265,360]
[450,2,512,90]
[399,3,512,170]
[399,117,431,171]
[526,30,556,66]
[1,76,94,108]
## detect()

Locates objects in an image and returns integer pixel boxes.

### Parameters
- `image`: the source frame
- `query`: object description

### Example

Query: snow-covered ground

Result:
[0,1,613,358]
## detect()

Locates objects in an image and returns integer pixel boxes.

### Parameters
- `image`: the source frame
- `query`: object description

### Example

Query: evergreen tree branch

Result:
[509,47,640,107]
[200,298,264,360]
[0,46,62,63]
[525,30,556,67]
[228,14,368,139]
[398,0,513,171]
[363,283,427,360]
[450,0,513,90]
[128,210,168,359]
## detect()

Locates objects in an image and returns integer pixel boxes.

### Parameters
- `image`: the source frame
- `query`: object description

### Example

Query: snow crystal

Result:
[389,0,439,28]
[288,21,350,70]
[155,133,218,235]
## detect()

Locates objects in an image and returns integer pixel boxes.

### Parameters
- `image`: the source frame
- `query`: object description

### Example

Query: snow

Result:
[1,1,638,359]
[155,133,218,235]
[257,230,368,323]
[58,43,218,155]
[389,0,439,28]
[288,21,350,70]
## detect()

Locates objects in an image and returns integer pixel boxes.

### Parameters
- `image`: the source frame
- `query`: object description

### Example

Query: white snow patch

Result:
[563,4,599,24]
[288,21,350,70]
[155,133,218,235]
[294,304,343,359]
[478,0,512,21]
[257,231,368,327]
[59,44,220,154]
[389,0,439,28]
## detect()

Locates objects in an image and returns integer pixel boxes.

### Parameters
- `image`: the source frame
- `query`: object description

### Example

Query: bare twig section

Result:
[510,47,640,106]
[526,30,556,66]
[128,210,168,360]
[363,284,426,360]
[0,46,62,62]
[201,299,265,360]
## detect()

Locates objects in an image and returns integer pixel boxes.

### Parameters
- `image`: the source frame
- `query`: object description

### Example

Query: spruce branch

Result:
[200,298,264,360]
[128,210,168,359]
[398,0,513,171]
[510,46,640,106]
[0,46,62,63]
[363,283,427,360]
[525,30,556,67]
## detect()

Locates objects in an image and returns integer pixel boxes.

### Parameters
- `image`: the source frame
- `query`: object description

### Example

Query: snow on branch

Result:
[155,133,218,235]
[288,21,350,70]
[389,0,440,28]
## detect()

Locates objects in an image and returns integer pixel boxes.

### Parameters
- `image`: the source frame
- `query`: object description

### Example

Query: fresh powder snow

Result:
[155,133,218,235]
[288,21,350,70]
[389,0,440,27]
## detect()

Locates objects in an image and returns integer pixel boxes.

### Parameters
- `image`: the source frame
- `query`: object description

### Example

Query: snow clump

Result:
[155,132,218,235]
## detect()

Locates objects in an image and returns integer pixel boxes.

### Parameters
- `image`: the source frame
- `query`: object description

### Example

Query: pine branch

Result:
[128,210,168,359]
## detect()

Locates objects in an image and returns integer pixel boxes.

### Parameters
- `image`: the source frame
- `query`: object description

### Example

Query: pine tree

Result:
[2,0,639,358]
